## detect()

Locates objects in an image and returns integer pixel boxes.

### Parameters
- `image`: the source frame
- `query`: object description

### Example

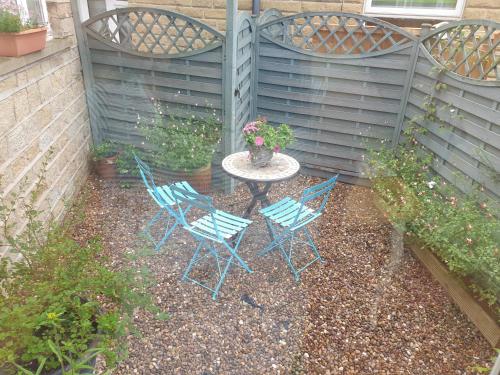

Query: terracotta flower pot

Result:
[162,164,212,193]
[0,27,47,57]
[93,154,118,180]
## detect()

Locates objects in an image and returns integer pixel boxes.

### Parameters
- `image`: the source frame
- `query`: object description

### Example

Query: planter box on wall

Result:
[405,238,500,348]
[0,27,47,57]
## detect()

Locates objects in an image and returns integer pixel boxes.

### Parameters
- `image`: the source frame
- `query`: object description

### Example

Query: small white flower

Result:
[427,181,436,189]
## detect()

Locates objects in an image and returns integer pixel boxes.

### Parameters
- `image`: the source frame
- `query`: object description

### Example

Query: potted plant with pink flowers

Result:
[243,117,294,167]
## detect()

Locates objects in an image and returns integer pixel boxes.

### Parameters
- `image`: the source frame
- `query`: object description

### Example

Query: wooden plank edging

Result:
[405,238,500,348]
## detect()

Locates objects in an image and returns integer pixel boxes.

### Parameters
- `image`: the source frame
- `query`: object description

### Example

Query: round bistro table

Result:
[222,151,300,218]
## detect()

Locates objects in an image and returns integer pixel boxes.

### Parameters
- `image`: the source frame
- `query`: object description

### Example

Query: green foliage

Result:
[242,118,294,152]
[90,141,139,177]
[0,10,39,33]
[0,10,22,33]
[139,102,222,172]
[0,158,164,374]
[114,144,139,177]
[89,141,116,162]
[367,124,500,308]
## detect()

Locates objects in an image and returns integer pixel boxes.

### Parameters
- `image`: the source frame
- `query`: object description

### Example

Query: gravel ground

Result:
[75,175,494,375]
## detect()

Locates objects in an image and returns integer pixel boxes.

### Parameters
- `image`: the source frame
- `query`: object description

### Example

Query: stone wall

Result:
[0,1,91,261]
[128,0,500,31]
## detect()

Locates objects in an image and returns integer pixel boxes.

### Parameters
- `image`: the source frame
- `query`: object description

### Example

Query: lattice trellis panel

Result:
[83,7,224,58]
[422,21,500,81]
[259,12,416,57]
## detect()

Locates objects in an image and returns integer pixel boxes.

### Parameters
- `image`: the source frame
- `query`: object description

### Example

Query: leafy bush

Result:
[0,10,40,33]
[140,101,222,172]
[0,161,163,374]
[89,141,116,162]
[0,10,22,33]
[243,117,294,153]
[368,125,500,308]
[90,141,139,177]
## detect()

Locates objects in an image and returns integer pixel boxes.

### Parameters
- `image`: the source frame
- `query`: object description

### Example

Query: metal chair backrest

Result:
[292,174,339,227]
[170,185,223,241]
[134,154,157,192]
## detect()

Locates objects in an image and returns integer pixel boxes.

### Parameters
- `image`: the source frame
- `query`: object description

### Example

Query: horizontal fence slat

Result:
[257,99,397,127]
[258,87,401,113]
[90,49,223,79]
[259,60,406,86]
[92,65,222,94]
[258,72,403,100]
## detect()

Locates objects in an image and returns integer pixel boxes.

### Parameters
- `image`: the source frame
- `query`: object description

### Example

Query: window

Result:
[13,0,49,25]
[363,0,466,19]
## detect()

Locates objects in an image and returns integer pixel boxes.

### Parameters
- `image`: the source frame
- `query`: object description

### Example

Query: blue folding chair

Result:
[259,175,338,281]
[171,185,253,300]
[134,155,197,251]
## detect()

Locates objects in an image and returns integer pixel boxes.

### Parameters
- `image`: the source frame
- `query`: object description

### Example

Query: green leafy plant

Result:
[89,141,117,162]
[139,101,222,172]
[0,157,164,374]
[0,10,39,33]
[0,10,22,33]
[114,144,139,177]
[243,117,294,153]
[367,123,500,310]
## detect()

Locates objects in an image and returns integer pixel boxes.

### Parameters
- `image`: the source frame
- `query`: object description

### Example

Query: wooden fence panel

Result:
[404,50,500,202]
[81,7,225,150]
[256,13,418,182]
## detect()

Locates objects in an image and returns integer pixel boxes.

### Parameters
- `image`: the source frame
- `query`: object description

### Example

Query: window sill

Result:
[0,37,73,77]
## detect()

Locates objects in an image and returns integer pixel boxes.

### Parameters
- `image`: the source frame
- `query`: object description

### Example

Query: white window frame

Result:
[363,0,466,20]
[16,0,49,25]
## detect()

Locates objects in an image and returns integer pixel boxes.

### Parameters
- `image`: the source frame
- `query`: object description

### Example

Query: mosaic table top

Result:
[222,151,300,182]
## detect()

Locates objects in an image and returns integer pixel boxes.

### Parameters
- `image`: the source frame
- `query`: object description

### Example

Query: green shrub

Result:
[0,160,163,374]
[139,101,222,172]
[368,125,500,309]
[89,141,116,162]
[0,10,22,33]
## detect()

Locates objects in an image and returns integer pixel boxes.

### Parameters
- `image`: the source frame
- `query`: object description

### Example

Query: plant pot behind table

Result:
[93,155,118,179]
[162,164,212,194]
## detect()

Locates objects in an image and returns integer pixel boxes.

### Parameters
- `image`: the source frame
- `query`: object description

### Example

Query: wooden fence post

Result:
[70,0,102,145]
[223,0,239,192]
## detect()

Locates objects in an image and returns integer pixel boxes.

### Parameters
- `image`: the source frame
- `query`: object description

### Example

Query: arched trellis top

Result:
[258,12,417,59]
[82,7,225,59]
[420,19,500,84]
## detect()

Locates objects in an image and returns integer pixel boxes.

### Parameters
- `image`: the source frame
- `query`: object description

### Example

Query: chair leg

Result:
[222,229,253,273]
[259,219,287,256]
[212,253,234,300]
[304,227,324,263]
[155,219,177,251]
[182,239,205,281]
[279,231,301,281]
[143,208,178,251]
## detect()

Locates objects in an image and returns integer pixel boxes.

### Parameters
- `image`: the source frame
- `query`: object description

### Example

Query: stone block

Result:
[261,0,301,13]
[13,89,29,122]
[38,76,54,103]
[0,97,16,136]
[301,1,341,12]
[26,63,43,82]
[27,84,42,109]
[0,75,18,93]
[204,8,228,19]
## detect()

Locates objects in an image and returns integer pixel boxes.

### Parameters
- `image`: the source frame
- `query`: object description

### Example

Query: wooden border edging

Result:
[406,238,500,348]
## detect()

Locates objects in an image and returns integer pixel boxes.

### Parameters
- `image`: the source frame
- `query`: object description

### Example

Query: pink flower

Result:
[243,121,258,134]
[273,145,280,152]
[255,136,264,146]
